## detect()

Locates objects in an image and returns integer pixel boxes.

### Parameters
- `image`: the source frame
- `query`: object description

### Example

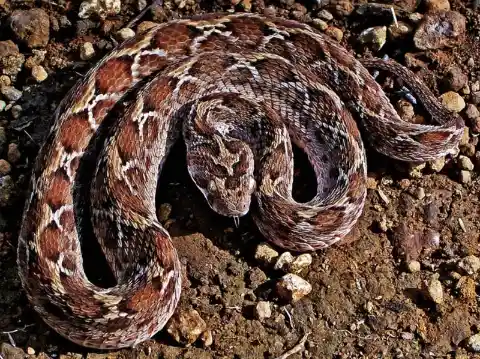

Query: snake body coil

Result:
[17,13,464,349]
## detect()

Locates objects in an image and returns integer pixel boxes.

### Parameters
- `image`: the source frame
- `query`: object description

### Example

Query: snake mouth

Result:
[207,196,251,218]
[212,203,250,218]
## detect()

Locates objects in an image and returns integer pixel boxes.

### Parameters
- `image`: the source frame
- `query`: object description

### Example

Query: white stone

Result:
[274,252,294,272]
[80,42,95,60]
[255,301,272,320]
[468,333,480,352]
[254,243,279,265]
[276,273,312,303]
[458,255,480,275]
[289,253,313,273]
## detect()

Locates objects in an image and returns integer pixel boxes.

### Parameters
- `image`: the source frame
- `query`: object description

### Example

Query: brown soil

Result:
[0,0,479,358]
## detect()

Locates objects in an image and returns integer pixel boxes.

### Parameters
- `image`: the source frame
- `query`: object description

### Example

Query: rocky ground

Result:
[1,0,480,358]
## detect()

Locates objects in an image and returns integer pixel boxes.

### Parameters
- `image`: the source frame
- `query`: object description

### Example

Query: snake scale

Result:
[17,12,464,349]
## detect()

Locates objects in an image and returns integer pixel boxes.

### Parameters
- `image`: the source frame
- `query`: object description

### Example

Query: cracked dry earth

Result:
[1,0,480,358]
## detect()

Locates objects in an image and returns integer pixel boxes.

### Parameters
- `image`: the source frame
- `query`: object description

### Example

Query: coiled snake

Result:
[17,12,464,349]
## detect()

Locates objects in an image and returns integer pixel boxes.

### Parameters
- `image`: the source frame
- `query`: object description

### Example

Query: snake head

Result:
[185,136,256,217]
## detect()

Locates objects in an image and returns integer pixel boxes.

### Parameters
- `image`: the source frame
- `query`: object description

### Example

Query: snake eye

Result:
[232,161,240,172]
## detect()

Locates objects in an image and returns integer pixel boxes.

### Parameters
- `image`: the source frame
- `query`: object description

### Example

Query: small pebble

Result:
[377,215,390,232]
[254,301,272,320]
[458,255,480,275]
[7,143,21,164]
[0,100,6,112]
[0,159,11,175]
[137,0,147,10]
[31,65,48,82]
[472,81,480,92]
[472,92,480,105]
[465,104,480,119]
[312,18,328,31]
[325,27,343,42]
[11,104,22,119]
[238,0,253,11]
[79,0,121,19]
[426,277,443,304]
[80,42,95,60]
[461,143,476,157]
[10,8,50,48]
[0,41,25,78]
[413,10,466,50]
[401,332,415,340]
[456,276,477,302]
[398,179,411,189]
[439,91,465,113]
[460,127,470,147]
[326,0,353,16]
[442,66,468,92]
[26,347,35,355]
[116,27,136,41]
[157,203,172,222]
[459,170,471,184]
[409,12,424,23]
[317,9,333,21]
[289,253,313,274]
[358,26,387,51]
[396,99,415,121]
[406,260,421,273]
[380,176,393,186]
[166,309,207,345]
[59,14,72,28]
[468,333,480,352]
[458,155,474,171]
[413,187,425,200]
[255,242,279,265]
[1,85,22,101]
[388,21,412,40]
[408,163,426,178]
[366,176,377,189]
[200,330,213,347]
[274,252,294,272]
[0,75,11,87]
[365,301,374,313]
[276,273,312,303]
[247,267,267,290]
[0,344,26,358]
[424,0,450,11]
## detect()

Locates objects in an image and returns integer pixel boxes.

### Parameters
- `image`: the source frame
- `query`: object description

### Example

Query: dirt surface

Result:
[0,0,480,358]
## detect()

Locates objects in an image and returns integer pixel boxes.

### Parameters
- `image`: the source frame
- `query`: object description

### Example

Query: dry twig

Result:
[1,324,35,347]
[283,307,295,330]
[274,332,310,359]
[390,7,398,27]
[126,0,164,28]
